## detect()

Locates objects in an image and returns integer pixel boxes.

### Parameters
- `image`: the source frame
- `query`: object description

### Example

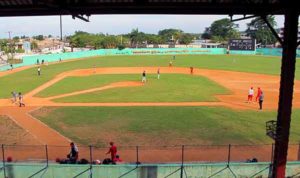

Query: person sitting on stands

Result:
[113,155,123,164]
[67,142,79,164]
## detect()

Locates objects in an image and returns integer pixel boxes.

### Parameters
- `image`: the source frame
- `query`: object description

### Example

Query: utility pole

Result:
[7,31,12,40]
[6,31,14,61]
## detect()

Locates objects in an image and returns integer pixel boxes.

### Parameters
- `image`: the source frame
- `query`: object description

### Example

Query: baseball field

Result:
[1,54,300,162]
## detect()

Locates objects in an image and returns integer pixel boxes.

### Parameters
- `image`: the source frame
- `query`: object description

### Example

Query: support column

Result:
[60,15,63,41]
[271,11,299,178]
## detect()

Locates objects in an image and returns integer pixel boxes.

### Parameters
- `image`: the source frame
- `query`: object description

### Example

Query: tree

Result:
[101,35,118,49]
[20,35,28,39]
[201,27,212,39]
[128,28,147,47]
[246,16,277,45]
[3,41,16,60]
[31,41,38,50]
[117,44,125,50]
[145,34,163,44]
[0,39,8,51]
[158,29,183,44]
[179,33,194,45]
[13,36,20,41]
[204,18,240,42]
[33,35,44,41]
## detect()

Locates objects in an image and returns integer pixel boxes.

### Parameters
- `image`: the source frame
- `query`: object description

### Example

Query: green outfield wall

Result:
[1,48,300,71]
[0,162,300,178]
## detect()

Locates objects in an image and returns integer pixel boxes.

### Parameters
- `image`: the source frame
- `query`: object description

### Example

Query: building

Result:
[22,41,31,53]
[190,39,222,48]
[278,26,300,47]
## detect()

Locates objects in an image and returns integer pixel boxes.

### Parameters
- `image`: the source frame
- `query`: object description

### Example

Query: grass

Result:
[31,106,300,146]
[36,74,141,97]
[37,74,229,102]
[0,54,293,99]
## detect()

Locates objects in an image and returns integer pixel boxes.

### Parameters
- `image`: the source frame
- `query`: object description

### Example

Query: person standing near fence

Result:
[68,142,79,164]
[259,91,264,110]
[106,142,117,161]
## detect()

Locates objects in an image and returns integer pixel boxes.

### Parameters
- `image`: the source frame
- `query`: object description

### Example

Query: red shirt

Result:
[257,89,262,96]
[109,145,117,159]
[113,157,122,162]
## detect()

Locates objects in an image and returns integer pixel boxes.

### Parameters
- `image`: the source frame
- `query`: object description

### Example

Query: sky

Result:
[0,15,284,38]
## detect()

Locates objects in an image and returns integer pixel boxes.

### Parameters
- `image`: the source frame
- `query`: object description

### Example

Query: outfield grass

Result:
[37,74,229,102]
[0,54,293,99]
[31,106,300,146]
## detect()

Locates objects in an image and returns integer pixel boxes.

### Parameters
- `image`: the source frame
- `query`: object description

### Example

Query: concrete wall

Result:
[1,47,300,72]
[1,162,300,178]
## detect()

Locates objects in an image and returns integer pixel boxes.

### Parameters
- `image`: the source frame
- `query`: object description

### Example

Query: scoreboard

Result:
[229,39,256,51]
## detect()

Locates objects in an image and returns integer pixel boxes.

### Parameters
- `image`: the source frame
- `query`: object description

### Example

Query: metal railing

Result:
[1,143,300,178]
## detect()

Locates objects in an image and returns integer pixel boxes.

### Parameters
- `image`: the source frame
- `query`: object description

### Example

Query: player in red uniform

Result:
[106,142,117,161]
[256,87,262,102]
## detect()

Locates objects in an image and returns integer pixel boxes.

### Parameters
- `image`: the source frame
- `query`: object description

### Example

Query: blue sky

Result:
[0,15,284,38]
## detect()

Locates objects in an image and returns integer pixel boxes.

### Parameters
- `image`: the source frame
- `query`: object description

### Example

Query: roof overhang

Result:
[0,0,299,17]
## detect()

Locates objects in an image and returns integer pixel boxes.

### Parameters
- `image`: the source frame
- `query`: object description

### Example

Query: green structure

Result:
[1,47,299,72]
[1,162,300,178]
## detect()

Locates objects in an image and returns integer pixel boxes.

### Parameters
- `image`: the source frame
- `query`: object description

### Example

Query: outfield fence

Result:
[1,47,300,72]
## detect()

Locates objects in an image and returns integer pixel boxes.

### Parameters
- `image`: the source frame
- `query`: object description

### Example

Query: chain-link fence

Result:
[1,144,300,178]
[2,144,300,164]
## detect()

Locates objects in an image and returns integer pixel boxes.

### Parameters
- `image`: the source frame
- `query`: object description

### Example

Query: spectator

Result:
[106,142,117,161]
[113,155,123,164]
[67,142,79,164]
[37,59,39,65]
[93,159,101,165]
[10,64,13,71]
[41,59,44,65]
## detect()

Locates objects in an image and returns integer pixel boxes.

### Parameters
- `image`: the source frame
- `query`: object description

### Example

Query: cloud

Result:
[0,15,284,38]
